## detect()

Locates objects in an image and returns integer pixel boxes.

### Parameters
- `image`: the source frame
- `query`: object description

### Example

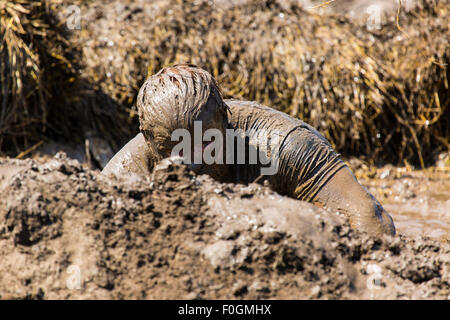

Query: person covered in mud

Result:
[102,64,396,236]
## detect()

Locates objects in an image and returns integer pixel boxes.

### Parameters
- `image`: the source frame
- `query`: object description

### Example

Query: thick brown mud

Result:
[0,154,448,299]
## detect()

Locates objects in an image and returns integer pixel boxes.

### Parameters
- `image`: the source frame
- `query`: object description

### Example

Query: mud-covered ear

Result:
[140,128,153,142]
[223,101,231,117]
[142,129,163,163]
[210,83,230,118]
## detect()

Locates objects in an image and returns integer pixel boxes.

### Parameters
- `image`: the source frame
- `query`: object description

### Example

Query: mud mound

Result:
[0,154,448,299]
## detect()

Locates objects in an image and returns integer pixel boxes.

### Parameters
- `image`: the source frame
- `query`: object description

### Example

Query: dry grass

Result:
[1,0,448,166]
[141,0,448,166]
[0,0,78,153]
[0,0,132,157]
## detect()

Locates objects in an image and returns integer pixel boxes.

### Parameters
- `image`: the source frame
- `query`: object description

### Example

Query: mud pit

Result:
[0,154,448,299]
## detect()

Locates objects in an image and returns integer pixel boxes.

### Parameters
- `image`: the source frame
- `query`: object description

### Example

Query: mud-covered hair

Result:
[137,64,229,152]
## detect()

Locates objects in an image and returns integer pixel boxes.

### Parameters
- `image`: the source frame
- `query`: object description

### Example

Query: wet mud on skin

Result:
[0,154,448,299]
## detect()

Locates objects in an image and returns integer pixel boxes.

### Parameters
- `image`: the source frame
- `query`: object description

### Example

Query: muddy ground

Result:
[0,153,448,299]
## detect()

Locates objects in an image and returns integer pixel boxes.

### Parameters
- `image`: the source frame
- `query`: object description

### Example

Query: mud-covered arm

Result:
[225,99,395,236]
[278,129,396,235]
[101,133,153,177]
[267,127,395,236]
[280,129,395,236]
[312,166,396,236]
[225,99,345,198]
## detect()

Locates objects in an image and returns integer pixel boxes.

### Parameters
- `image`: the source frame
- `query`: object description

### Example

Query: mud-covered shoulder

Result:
[224,99,345,199]
[102,133,153,177]
[224,98,329,145]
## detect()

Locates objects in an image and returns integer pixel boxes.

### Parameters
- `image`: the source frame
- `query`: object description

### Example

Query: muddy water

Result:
[355,165,450,241]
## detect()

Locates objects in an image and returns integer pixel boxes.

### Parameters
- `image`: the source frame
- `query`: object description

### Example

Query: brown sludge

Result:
[0,154,449,299]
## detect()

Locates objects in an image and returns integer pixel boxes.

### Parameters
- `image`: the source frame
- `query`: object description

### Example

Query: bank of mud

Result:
[0,154,448,299]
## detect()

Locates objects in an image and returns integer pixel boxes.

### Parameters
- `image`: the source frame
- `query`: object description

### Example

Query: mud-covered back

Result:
[225,99,346,201]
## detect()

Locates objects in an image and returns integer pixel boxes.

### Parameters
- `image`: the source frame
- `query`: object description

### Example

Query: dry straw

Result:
[0,0,131,157]
[0,0,76,153]
[1,0,448,167]
[141,0,448,167]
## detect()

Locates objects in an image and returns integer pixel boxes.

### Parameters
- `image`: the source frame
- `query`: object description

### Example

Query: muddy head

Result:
[136,64,230,181]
